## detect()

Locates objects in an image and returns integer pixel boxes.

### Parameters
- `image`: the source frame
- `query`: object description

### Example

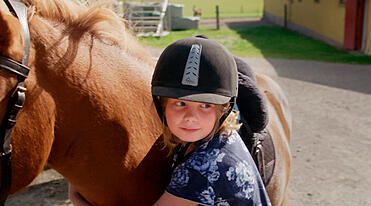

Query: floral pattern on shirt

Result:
[166,131,272,206]
[185,148,225,183]
[168,166,190,189]
[200,186,215,205]
[225,132,239,144]
[215,197,230,206]
[226,161,255,199]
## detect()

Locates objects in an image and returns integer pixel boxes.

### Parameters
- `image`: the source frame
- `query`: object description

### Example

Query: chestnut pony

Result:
[0,0,291,205]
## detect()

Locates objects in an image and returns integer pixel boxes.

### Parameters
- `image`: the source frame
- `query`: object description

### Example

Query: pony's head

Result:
[0,2,24,62]
[0,2,25,121]
[0,1,36,199]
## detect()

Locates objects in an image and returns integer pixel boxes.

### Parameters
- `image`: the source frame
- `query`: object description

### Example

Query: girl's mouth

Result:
[181,128,200,132]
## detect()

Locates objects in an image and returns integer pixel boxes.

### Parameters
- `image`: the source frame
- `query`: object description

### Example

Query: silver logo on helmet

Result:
[181,44,202,86]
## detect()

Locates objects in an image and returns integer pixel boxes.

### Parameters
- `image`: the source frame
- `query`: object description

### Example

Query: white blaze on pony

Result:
[0,0,291,206]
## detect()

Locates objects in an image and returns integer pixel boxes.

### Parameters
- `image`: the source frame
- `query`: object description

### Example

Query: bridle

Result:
[0,0,30,205]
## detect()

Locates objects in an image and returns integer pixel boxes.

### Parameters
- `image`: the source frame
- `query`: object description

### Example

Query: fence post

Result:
[216,5,220,30]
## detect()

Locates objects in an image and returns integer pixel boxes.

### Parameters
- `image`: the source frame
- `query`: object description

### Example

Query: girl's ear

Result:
[0,10,24,61]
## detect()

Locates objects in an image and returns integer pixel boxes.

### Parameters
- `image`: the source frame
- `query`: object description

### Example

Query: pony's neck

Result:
[28,15,163,166]
[29,15,156,85]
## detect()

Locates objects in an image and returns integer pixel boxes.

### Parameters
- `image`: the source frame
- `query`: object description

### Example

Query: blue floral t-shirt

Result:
[166,130,272,206]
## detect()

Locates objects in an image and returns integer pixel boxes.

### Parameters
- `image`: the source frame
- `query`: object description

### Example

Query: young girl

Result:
[152,37,271,206]
[69,36,271,206]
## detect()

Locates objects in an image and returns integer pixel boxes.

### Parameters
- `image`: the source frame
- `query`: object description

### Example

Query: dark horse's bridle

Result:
[0,0,30,205]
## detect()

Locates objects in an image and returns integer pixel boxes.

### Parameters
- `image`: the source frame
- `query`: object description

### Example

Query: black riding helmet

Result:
[151,37,238,126]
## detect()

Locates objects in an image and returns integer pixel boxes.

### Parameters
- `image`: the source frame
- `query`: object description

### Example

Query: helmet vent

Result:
[181,44,202,87]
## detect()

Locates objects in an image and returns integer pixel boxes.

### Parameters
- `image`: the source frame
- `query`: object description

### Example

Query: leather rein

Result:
[0,0,30,205]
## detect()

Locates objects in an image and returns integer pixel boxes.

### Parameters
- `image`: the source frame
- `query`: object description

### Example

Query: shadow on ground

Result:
[7,178,70,206]
[223,18,371,94]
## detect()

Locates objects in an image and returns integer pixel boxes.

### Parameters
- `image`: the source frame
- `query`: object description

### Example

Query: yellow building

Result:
[264,0,371,55]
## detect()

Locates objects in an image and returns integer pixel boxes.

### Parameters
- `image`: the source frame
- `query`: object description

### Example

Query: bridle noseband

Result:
[0,0,30,205]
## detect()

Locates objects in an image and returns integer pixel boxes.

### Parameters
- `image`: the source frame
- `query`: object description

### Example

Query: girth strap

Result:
[252,129,275,186]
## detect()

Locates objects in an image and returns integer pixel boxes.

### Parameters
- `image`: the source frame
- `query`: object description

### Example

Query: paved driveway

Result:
[245,57,371,206]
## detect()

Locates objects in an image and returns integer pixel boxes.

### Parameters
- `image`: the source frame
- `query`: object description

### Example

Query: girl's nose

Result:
[184,108,198,122]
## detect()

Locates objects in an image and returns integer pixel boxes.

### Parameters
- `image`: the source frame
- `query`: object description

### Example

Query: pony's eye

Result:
[175,101,186,106]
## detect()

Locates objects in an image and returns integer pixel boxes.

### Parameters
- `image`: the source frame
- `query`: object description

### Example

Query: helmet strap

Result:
[152,95,165,124]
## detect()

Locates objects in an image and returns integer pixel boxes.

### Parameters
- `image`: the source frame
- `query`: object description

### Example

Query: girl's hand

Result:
[153,192,198,206]
[69,183,93,206]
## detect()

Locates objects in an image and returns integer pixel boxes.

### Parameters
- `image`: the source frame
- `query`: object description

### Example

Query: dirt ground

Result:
[6,18,371,206]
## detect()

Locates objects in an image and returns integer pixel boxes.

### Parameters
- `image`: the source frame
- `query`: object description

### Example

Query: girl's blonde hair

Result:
[160,97,241,154]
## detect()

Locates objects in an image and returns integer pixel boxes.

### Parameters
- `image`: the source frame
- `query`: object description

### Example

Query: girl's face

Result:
[165,98,217,143]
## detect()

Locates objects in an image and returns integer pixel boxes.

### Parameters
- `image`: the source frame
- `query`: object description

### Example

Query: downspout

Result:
[285,0,293,28]
[361,0,369,53]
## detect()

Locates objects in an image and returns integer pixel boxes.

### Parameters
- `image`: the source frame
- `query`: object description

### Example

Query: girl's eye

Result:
[201,104,212,108]
[175,101,186,106]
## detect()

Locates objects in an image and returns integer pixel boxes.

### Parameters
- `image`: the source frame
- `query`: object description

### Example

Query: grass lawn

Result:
[169,0,263,18]
[138,25,371,64]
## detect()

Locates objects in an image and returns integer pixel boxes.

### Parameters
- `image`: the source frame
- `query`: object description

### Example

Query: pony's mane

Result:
[22,0,131,47]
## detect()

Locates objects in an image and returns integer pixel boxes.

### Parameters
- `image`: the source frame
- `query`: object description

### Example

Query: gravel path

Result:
[243,57,371,206]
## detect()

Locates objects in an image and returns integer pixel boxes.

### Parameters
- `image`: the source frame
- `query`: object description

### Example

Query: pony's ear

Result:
[0,10,24,61]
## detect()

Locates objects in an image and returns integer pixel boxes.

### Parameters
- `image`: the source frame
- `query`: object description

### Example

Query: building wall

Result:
[264,0,286,18]
[264,0,345,47]
[290,0,345,44]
